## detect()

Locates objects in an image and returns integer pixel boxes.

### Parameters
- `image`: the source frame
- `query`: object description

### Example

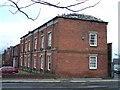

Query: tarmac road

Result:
[1,73,120,90]
[2,80,120,90]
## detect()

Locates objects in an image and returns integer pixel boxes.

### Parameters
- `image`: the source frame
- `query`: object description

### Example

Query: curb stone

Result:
[1,78,120,83]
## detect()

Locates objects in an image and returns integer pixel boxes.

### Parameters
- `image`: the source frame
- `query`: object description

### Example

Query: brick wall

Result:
[13,44,20,67]
[19,15,108,78]
[55,18,108,78]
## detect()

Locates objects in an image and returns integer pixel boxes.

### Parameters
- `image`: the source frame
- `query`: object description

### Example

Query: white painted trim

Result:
[48,31,52,34]
[89,32,97,47]
[47,19,58,27]
[33,54,37,68]
[41,35,45,49]
[89,55,97,70]
[33,29,38,34]
[47,55,51,71]
[40,54,44,70]
[47,32,52,47]
[41,34,44,37]
[47,53,51,55]
[38,19,58,32]
[89,31,98,34]
[89,54,98,56]
[39,26,46,32]
[40,54,44,56]
[27,54,30,68]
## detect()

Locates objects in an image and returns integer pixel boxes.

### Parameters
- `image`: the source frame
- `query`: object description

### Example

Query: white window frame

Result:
[28,40,30,51]
[89,32,97,46]
[21,43,23,52]
[89,55,97,69]
[34,38,37,50]
[40,54,44,70]
[20,56,23,66]
[25,41,27,52]
[48,32,52,47]
[41,35,44,49]
[47,54,51,71]
[28,54,30,67]
[34,54,36,68]
[24,55,26,67]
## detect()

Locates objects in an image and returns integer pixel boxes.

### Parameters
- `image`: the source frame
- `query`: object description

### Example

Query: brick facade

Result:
[2,47,13,66]
[19,14,108,78]
[13,44,20,68]
[2,44,20,67]
[55,18,108,77]
[1,14,108,78]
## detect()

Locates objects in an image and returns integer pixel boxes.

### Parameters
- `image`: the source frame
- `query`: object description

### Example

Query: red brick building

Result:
[12,44,20,68]
[2,47,13,66]
[2,44,20,67]
[20,14,108,78]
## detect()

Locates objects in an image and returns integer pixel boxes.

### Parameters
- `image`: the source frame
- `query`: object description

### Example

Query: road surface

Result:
[2,80,120,90]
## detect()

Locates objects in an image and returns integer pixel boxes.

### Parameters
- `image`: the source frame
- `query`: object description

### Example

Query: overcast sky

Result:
[0,0,119,58]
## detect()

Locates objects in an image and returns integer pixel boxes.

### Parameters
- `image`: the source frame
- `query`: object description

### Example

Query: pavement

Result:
[1,78,120,83]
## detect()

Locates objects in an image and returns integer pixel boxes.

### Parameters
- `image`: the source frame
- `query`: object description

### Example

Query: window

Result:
[41,35,44,49]
[20,56,22,66]
[47,55,51,71]
[28,41,30,51]
[24,55,26,67]
[40,55,44,69]
[28,54,30,67]
[21,43,23,52]
[48,32,52,47]
[34,38,37,50]
[89,56,97,69]
[25,42,27,52]
[89,33,97,46]
[34,54,36,68]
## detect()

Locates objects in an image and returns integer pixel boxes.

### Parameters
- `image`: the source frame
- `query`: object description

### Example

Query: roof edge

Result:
[20,14,108,39]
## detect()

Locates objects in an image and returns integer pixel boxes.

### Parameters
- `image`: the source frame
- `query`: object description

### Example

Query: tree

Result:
[1,0,101,21]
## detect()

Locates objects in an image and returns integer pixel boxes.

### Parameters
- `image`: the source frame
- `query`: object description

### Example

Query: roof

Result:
[58,13,107,23]
[21,13,108,39]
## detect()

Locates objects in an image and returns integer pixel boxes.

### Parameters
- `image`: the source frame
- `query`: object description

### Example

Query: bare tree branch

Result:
[31,0,101,12]
[20,3,36,9]
[0,4,15,8]
[1,1,8,7]
[66,0,89,8]
[9,9,18,14]
[30,0,89,9]
[1,0,102,21]
[8,0,41,21]
[16,0,21,4]
[67,0,102,12]
[0,1,15,8]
